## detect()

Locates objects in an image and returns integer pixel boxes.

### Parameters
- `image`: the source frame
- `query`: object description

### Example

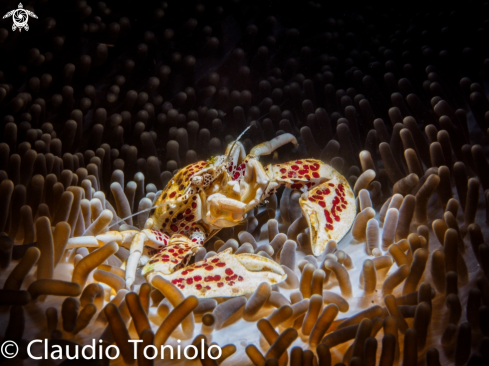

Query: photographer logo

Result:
[3,3,37,32]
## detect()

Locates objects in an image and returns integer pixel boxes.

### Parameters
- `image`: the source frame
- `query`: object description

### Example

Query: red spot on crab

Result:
[194,275,202,281]
[280,168,286,173]
[170,191,176,198]
[326,224,334,230]
[318,201,326,208]
[205,266,214,271]
[195,284,202,290]
[217,282,224,288]
[216,262,226,267]
[211,258,219,263]
[291,165,299,171]
[295,160,303,164]
[170,224,178,232]
[186,278,193,285]
[312,172,320,178]
[225,268,234,275]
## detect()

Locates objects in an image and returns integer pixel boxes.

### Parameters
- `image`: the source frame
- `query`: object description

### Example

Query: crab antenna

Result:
[109,202,167,229]
[225,125,251,164]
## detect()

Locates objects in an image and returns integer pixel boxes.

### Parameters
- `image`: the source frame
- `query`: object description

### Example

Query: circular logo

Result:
[2,3,38,32]
[1,341,19,359]
[12,9,28,28]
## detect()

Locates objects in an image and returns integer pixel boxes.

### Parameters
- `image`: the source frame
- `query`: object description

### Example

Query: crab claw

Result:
[300,172,356,256]
[141,234,202,277]
[145,248,286,298]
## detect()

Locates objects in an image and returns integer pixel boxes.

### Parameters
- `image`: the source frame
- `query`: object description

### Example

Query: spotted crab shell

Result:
[141,234,201,276]
[145,248,286,298]
[301,170,356,256]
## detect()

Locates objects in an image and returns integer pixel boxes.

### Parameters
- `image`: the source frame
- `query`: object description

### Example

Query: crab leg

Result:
[249,133,299,157]
[225,140,247,164]
[240,159,269,210]
[66,228,170,250]
[126,231,146,289]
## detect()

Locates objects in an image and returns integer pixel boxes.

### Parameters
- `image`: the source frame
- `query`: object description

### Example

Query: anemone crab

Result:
[69,133,356,297]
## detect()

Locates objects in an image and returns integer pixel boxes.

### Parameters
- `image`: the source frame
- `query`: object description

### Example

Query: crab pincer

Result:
[300,171,356,256]
[144,248,287,298]
[265,159,356,256]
